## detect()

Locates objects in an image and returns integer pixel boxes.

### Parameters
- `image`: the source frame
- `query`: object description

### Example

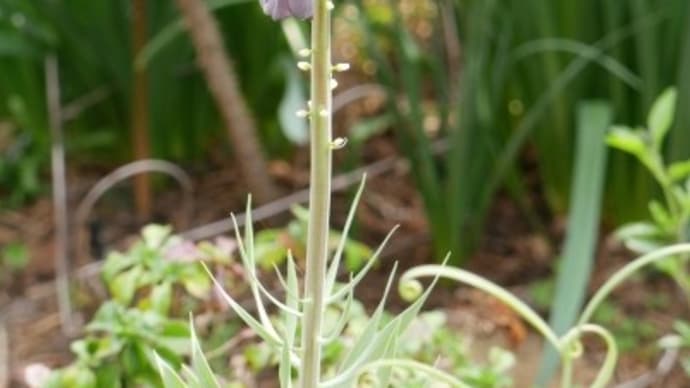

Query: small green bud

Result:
[357,371,379,388]
[399,279,423,302]
[333,63,351,72]
[331,137,348,149]
[563,339,583,359]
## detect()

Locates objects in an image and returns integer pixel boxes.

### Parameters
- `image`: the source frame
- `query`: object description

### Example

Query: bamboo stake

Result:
[45,55,77,335]
[131,0,153,221]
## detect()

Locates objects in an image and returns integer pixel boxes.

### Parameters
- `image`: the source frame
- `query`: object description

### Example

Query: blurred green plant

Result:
[608,88,690,296]
[46,302,190,388]
[536,101,610,382]
[254,205,372,272]
[45,225,235,388]
[0,241,28,270]
[659,320,690,376]
[592,300,658,353]
[0,0,301,207]
[0,241,28,288]
[101,224,215,312]
[608,87,690,378]
[399,310,514,388]
[346,0,690,265]
[401,242,690,387]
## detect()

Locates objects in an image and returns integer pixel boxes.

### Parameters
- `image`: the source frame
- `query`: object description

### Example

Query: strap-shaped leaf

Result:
[189,316,220,388]
[336,263,398,374]
[155,353,187,388]
[180,365,200,387]
[272,260,308,306]
[325,175,367,296]
[279,343,293,388]
[230,211,280,338]
[669,160,690,182]
[647,87,677,149]
[320,275,355,344]
[206,265,284,348]
[284,251,301,346]
[327,225,399,303]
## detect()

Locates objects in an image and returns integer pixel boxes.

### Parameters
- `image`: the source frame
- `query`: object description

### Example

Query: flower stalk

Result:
[300,0,333,386]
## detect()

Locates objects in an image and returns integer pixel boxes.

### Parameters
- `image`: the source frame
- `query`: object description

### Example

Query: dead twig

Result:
[45,55,77,336]
[175,0,279,204]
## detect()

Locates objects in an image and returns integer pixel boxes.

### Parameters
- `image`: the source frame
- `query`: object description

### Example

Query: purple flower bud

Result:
[261,0,313,20]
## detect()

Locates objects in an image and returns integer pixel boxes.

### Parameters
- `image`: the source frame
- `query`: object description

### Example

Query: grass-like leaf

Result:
[327,225,399,303]
[536,101,611,383]
[230,209,280,338]
[325,175,367,296]
[206,264,284,348]
[155,353,187,388]
[189,316,220,388]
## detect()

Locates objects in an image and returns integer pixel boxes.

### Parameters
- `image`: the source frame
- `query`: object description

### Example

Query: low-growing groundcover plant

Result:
[608,88,690,296]
[155,2,690,388]
[42,225,236,388]
[606,87,690,376]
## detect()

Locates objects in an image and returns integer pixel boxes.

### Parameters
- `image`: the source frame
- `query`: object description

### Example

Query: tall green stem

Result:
[300,0,332,386]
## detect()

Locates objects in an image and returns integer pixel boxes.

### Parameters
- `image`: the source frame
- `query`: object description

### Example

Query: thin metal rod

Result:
[45,55,76,335]
[74,159,194,263]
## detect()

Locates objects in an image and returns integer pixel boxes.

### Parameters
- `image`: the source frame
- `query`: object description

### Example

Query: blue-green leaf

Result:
[190,317,220,388]
[155,353,187,388]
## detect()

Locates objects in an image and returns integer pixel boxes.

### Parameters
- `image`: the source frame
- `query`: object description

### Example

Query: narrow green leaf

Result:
[155,353,187,388]
[110,266,142,306]
[180,365,200,387]
[647,87,678,148]
[189,317,220,388]
[142,224,172,249]
[337,263,398,372]
[327,225,399,303]
[279,343,293,388]
[207,266,283,348]
[326,175,367,296]
[230,209,278,338]
[537,101,611,383]
[606,126,647,160]
[150,282,173,315]
[669,160,690,182]
[649,200,675,232]
[284,251,300,345]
